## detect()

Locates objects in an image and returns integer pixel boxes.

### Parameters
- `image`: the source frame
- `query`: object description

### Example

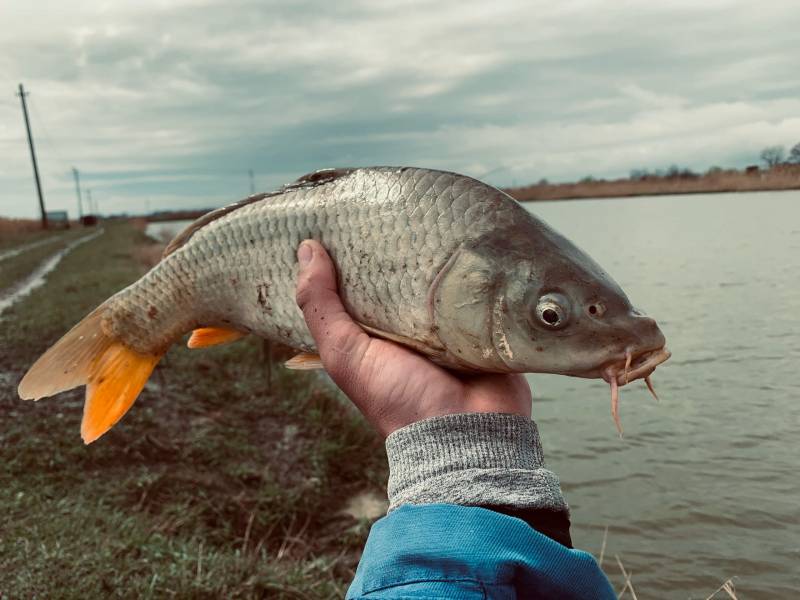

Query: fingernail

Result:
[297,242,313,267]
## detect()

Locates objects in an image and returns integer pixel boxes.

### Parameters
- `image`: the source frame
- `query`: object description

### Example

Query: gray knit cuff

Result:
[385,412,568,513]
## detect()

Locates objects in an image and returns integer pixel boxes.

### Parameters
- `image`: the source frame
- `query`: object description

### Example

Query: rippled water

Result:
[524,191,800,597]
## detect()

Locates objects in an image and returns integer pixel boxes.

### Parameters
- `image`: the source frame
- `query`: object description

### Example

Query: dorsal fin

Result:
[161,168,357,258]
[287,167,355,188]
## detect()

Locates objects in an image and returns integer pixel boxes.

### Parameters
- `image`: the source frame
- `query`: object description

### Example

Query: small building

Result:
[745,165,760,175]
[46,210,70,229]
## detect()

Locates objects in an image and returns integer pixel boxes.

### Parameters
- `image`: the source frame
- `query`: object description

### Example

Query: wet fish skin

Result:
[19,166,670,443]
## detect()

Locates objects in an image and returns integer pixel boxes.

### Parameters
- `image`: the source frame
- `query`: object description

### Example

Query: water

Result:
[145,220,193,243]
[523,191,800,597]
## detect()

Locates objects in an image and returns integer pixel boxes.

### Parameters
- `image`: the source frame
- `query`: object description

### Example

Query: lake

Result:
[524,190,800,597]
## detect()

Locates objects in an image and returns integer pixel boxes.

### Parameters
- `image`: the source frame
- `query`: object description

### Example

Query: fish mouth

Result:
[603,346,671,387]
[600,346,671,437]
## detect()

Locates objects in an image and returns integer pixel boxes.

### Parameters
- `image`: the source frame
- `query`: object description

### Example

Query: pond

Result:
[523,190,800,597]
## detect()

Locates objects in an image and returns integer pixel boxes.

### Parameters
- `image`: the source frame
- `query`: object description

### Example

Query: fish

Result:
[18,167,670,443]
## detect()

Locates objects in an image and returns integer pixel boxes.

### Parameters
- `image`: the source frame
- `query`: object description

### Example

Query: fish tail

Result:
[18,306,163,444]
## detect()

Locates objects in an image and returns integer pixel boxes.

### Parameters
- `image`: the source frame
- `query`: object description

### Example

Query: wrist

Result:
[385,413,568,513]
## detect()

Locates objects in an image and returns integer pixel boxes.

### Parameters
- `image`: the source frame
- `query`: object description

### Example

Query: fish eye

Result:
[535,293,569,329]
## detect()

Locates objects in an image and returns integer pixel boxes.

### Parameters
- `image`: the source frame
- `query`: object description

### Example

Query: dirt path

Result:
[0,235,64,262]
[0,228,104,315]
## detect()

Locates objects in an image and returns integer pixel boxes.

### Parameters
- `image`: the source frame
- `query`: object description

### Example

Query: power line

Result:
[17,83,47,229]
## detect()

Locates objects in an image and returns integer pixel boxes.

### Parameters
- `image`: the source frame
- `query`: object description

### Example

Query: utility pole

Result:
[72,167,83,221]
[17,84,47,228]
[249,169,256,195]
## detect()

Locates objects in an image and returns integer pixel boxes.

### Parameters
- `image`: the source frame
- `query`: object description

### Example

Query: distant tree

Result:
[760,145,785,167]
[538,178,549,186]
[629,169,649,180]
[680,167,698,179]
[579,175,596,183]
[788,142,800,164]
[706,165,724,176]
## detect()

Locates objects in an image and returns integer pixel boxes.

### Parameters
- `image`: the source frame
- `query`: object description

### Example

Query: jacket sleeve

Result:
[346,413,615,599]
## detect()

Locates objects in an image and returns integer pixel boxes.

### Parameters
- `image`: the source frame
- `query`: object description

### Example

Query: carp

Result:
[19,167,669,442]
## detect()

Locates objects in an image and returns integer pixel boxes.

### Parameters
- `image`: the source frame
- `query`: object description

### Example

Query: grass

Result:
[0,222,386,598]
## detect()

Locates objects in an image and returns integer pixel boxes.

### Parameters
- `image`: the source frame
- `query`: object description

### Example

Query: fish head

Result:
[433,221,669,385]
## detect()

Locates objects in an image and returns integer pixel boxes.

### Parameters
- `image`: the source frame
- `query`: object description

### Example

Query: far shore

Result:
[505,164,800,202]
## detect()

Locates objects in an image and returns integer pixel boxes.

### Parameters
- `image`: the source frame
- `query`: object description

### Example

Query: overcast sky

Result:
[1,0,799,219]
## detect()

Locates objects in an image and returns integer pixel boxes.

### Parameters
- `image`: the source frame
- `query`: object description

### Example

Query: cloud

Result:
[1,0,799,217]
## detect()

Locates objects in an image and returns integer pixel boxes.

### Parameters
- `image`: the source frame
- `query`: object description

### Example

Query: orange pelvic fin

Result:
[18,307,163,444]
[187,327,246,349]
[284,352,324,370]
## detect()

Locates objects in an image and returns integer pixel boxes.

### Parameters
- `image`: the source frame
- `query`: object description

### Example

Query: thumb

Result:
[295,240,370,377]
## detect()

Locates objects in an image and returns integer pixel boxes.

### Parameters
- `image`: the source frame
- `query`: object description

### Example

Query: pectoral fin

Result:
[358,322,445,360]
[285,353,324,370]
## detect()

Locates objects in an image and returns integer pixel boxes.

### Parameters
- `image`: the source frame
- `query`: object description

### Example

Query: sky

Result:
[1,0,799,219]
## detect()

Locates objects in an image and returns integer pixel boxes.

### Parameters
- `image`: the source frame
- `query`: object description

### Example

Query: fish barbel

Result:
[18,167,670,442]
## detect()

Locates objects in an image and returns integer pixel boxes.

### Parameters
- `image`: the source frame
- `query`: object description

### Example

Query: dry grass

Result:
[131,240,166,269]
[705,577,738,600]
[508,165,800,202]
[0,217,43,234]
[615,555,638,600]
[598,530,738,599]
[128,216,149,231]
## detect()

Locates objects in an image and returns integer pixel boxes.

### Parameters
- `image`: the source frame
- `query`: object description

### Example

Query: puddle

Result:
[0,229,104,315]
[0,235,64,263]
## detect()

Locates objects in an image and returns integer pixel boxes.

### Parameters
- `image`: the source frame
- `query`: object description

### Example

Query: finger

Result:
[295,240,371,375]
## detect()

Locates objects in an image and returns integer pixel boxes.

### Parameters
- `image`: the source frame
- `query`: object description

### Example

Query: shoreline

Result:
[513,185,800,203]
[505,164,800,202]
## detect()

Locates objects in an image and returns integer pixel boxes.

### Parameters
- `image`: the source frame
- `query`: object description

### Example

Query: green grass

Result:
[0,222,386,598]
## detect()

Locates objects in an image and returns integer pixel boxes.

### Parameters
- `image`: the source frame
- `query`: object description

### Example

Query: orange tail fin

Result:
[18,308,163,444]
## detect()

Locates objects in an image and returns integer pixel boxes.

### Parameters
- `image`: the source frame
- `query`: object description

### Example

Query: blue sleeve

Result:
[346,504,615,600]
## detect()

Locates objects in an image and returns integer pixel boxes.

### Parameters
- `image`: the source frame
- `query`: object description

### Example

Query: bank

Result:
[0,222,386,598]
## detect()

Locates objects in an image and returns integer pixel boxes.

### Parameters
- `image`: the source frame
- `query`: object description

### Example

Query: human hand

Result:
[295,240,532,437]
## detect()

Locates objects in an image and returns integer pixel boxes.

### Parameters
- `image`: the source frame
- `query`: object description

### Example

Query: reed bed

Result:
[508,165,800,202]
